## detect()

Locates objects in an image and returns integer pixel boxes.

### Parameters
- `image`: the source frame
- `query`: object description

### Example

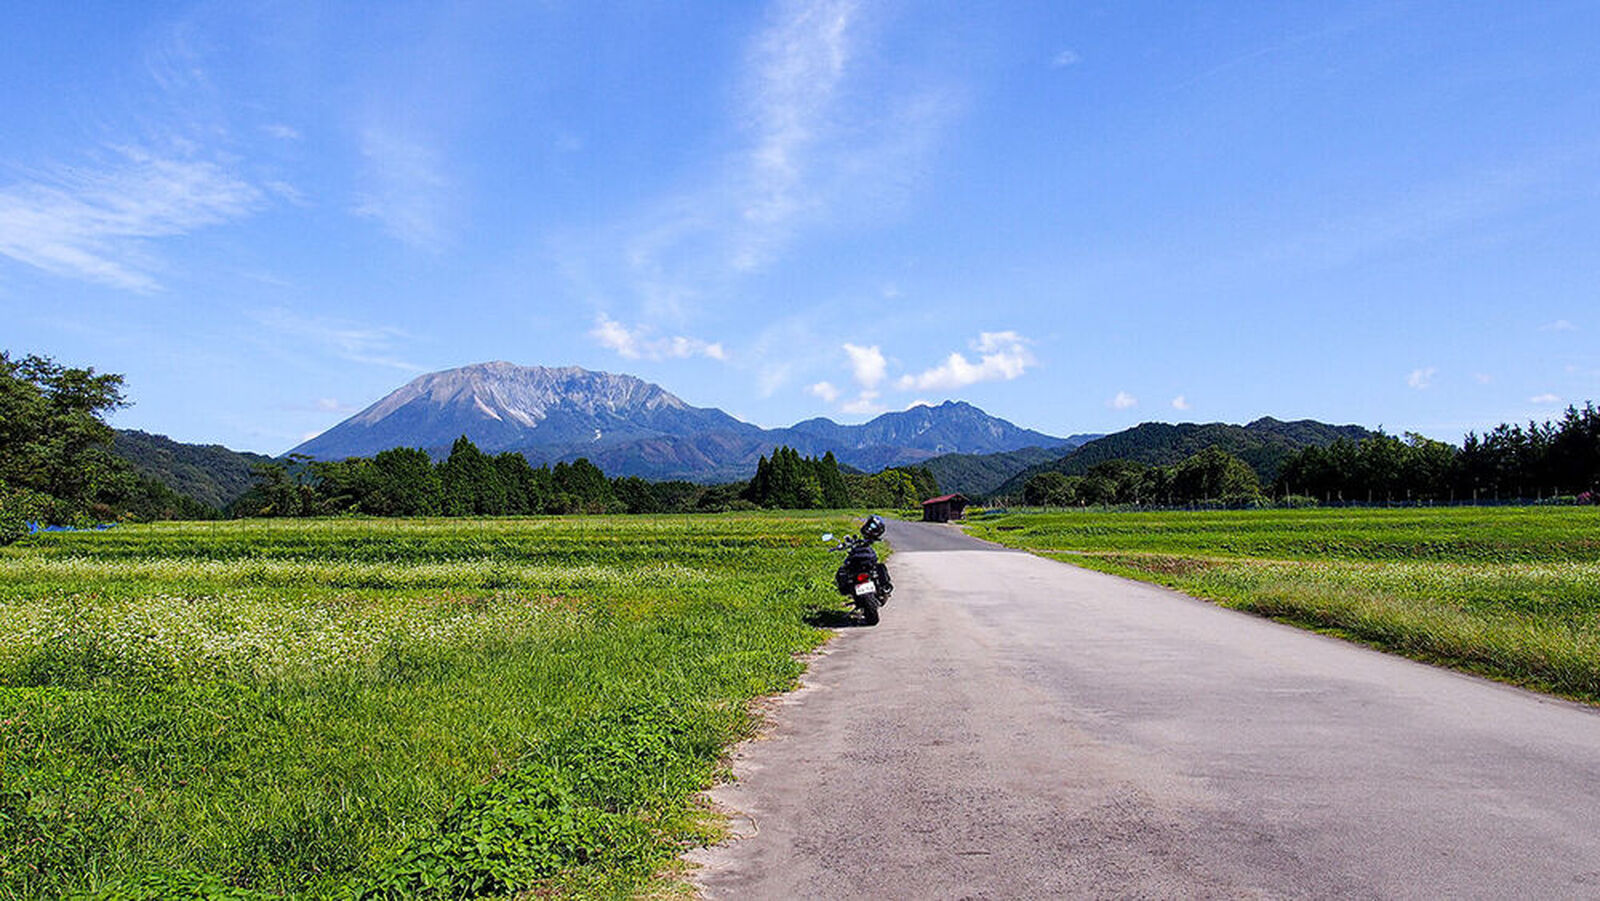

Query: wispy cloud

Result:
[1051,49,1081,68]
[591,314,727,361]
[896,331,1034,391]
[352,127,452,251]
[255,307,423,371]
[0,146,263,291]
[738,0,857,245]
[558,0,955,347]
[1407,367,1437,390]
[1171,395,1191,410]
[1540,319,1578,332]
[1530,393,1562,405]
[317,398,357,414]
[278,397,361,415]
[1109,391,1138,410]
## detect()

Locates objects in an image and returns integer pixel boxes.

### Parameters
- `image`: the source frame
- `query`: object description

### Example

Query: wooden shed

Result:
[921,493,969,523]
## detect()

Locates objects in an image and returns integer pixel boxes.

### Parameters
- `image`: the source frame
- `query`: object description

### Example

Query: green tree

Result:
[372,447,444,515]
[815,451,851,508]
[492,452,545,515]
[0,351,128,517]
[1024,471,1077,506]
[439,436,506,515]
[551,458,615,513]
[743,446,846,509]
[1172,447,1260,503]
[232,461,315,517]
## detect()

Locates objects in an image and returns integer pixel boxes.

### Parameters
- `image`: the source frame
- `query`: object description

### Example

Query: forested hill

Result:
[112,430,273,509]
[919,446,1084,498]
[994,418,1372,497]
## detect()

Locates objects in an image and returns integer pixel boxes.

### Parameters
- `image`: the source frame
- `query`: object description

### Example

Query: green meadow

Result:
[968,506,1600,702]
[0,514,852,899]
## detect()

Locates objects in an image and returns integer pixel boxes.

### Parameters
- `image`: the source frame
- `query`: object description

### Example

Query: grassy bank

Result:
[0,514,850,899]
[966,507,1600,702]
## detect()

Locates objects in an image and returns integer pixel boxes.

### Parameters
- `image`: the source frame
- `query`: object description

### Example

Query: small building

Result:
[921,493,969,523]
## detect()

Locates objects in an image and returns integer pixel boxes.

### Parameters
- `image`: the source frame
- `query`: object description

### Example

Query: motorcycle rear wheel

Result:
[857,594,880,626]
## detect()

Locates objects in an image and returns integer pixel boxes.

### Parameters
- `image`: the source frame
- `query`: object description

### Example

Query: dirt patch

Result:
[1102,554,1228,577]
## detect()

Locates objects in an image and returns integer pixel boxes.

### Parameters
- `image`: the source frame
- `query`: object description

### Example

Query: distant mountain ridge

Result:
[992,417,1374,497]
[290,362,1076,482]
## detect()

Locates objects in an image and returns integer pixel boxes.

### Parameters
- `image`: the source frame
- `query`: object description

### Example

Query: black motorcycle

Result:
[826,515,893,625]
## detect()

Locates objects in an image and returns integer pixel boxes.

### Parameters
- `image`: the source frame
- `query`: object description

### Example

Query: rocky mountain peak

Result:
[291,361,1070,480]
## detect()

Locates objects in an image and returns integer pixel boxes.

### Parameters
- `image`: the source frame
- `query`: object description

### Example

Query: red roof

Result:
[921,494,967,505]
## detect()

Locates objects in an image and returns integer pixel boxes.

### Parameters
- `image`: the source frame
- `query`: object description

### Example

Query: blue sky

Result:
[2,1,1596,454]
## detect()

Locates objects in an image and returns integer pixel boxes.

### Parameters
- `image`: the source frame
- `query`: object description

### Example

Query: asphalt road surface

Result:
[689,520,1600,899]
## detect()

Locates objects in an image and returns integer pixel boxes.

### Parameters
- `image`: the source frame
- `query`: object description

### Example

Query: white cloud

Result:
[1051,49,1081,68]
[1540,319,1578,332]
[255,308,422,371]
[1407,367,1437,390]
[809,381,841,402]
[1109,391,1138,410]
[1171,395,1191,411]
[352,127,451,251]
[0,146,263,291]
[590,314,726,361]
[840,390,883,415]
[1530,393,1563,404]
[1474,373,1494,385]
[896,331,1034,391]
[262,123,302,141]
[843,342,888,388]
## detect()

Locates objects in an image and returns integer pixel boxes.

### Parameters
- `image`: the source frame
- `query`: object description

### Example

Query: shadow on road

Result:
[805,607,873,628]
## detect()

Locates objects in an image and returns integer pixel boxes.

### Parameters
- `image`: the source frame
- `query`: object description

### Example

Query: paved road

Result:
[689,520,1600,899]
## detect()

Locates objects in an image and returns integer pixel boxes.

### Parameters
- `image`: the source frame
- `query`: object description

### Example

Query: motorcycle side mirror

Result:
[820,533,835,542]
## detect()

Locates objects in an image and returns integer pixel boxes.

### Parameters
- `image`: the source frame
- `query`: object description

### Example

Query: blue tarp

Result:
[24,521,117,534]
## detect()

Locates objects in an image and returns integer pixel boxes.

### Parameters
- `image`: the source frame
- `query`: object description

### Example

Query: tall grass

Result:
[968,507,1600,702]
[0,514,850,899]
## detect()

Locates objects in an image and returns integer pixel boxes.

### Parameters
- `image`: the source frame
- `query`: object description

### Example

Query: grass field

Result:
[966,506,1600,703]
[0,514,854,899]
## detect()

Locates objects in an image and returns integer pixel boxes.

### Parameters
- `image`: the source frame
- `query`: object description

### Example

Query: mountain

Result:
[112,430,274,509]
[290,362,1075,481]
[993,417,1373,497]
[919,441,1100,498]
[291,362,754,462]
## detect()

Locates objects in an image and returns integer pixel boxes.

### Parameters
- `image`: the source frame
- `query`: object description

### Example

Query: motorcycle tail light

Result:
[855,573,871,583]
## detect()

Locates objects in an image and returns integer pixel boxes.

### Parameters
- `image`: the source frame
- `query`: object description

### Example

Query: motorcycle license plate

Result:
[853,581,876,597]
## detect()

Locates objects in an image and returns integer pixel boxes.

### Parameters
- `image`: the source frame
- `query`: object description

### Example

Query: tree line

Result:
[1022,404,1600,508]
[1023,446,1263,507]
[232,439,942,518]
[1277,405,1600,503]
[1,352,214,541]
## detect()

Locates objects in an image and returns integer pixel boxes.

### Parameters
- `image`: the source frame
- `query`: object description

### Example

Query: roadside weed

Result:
[0,514,849,899]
